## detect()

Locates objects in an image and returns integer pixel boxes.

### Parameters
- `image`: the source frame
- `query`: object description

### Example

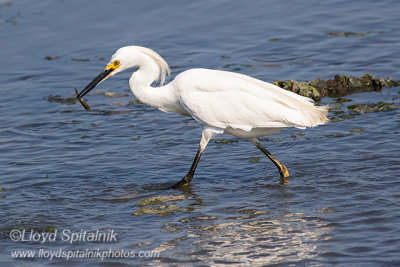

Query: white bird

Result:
[76,46,328,188]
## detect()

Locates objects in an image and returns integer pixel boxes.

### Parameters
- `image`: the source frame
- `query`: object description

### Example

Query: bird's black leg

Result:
[171,128,214,189]
[250,138,289,179]
[171,146,203,188]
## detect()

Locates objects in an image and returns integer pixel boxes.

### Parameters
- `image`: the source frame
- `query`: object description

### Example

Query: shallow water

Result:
[1,0,400,266]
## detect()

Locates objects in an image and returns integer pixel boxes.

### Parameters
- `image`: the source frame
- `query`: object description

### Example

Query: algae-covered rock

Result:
[309,74,386,98]
[273,80,321,100]
[275,74,400,101]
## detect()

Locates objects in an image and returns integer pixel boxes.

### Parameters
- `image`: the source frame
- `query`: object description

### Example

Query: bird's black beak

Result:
[76,67,115,99]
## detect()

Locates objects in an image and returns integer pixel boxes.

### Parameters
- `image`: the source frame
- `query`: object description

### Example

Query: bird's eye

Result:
[114,60,120,67]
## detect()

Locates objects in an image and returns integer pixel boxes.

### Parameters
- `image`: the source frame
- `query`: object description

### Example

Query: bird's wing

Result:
[176,69,328,131]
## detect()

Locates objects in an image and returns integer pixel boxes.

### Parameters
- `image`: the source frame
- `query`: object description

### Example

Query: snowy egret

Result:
[76,46,328,188]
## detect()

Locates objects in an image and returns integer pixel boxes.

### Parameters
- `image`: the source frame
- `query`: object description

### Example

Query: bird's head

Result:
[75,47,138,99]
[76,46,170,101]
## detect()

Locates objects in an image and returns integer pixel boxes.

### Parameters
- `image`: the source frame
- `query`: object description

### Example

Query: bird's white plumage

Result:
[77,45,329,185]
[109,46,328,139]
[174,69,328,133]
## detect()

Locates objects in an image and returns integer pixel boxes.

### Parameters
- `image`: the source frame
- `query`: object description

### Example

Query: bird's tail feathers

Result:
[297,104,329,128]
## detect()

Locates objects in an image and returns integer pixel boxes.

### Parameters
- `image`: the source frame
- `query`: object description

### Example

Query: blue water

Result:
[1,0,400,266]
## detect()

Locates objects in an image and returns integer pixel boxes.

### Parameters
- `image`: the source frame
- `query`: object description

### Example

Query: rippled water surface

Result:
[1,0,400,266]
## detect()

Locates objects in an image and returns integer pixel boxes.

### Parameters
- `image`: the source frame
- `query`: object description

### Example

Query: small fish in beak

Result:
[75,60,120,110]
[74,88,91,111]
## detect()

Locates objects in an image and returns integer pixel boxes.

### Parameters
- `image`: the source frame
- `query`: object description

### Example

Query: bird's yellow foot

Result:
[278,164,290,185]
[170,175,193,189]
[279,164,290,179]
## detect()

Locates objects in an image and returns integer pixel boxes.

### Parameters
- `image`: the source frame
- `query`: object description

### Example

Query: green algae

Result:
[44,56,60,60]
[318,207,335,214]
[333,110,345,115]
[329,115,352,123]
[133,205,181,216]
[45,226,57,233]
[126,99,144,106]
[347,102,400,114]
[350,128,364,133]
[179,216,218,223]
[133,195,186,216]
[45,95,76,104]
[136,195,186,207]
[46,89,91,111]
[1,187,6,198]
[130,136,142,141]
[335,97,352,104]
[326,31,374,37]
[324,133,352,138]
[291,132,305,138]
[259,138,281,142]
[71,58,90,62]
[249,156,261,163]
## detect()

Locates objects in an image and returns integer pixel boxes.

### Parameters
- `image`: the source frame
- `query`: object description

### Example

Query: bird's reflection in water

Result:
[136,183,333,265]
[155,212,331,265]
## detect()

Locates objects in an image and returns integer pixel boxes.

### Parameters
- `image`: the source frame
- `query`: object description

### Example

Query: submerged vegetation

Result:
[347,102,400,114]
[329,101,400,123]
[325,31,383,37]
[133,195,186,216]
[1,186,5,198]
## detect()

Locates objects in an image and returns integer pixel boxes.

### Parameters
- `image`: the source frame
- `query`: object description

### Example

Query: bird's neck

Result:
[129,67,176,112]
